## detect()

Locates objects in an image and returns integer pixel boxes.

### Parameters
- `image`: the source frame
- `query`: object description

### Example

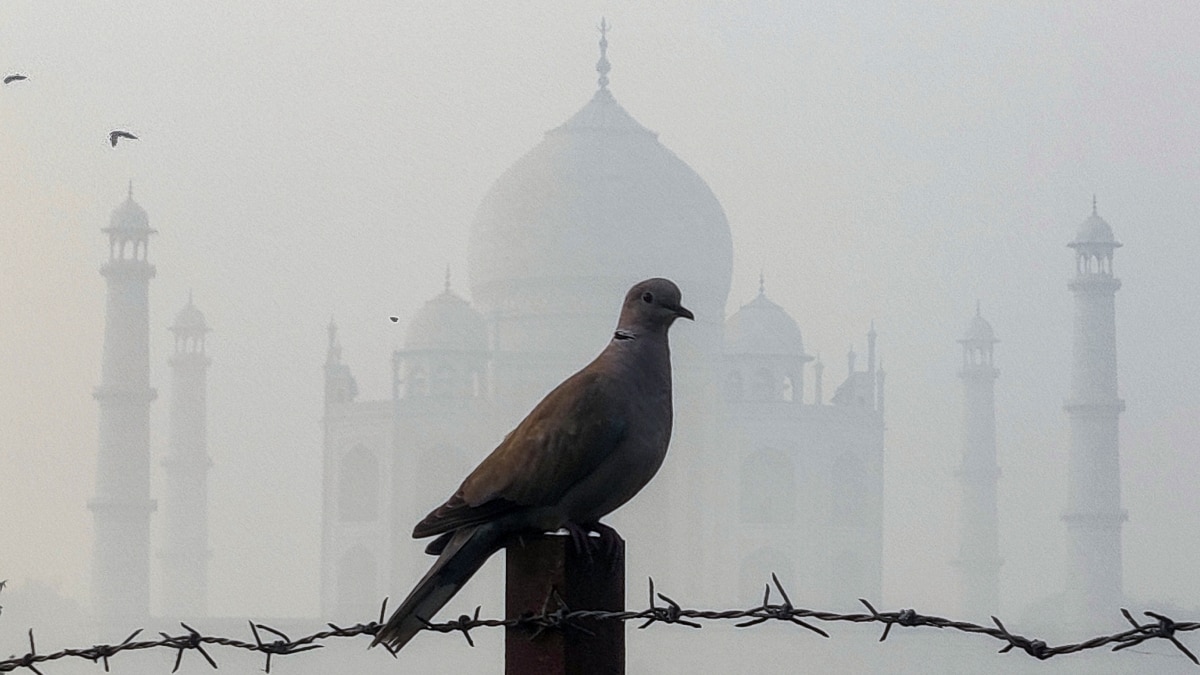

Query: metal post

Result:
[505,531,625,674]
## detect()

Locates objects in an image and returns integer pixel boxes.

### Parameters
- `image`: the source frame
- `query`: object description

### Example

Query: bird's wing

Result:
[412,368,628,538]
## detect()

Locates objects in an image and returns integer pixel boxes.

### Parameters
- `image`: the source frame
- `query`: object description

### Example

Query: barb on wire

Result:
[1,575,1197,672]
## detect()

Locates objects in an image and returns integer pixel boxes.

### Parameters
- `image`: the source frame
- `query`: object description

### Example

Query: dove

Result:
[371,277,693,652]
[108,130,138,147]
[3,74,27,85]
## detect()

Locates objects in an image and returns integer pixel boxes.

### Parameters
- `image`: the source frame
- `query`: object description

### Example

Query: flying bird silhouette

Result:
[108,130,138,147]
[3,74,27,85]
[389,316,400,323]
[371,278,693,652]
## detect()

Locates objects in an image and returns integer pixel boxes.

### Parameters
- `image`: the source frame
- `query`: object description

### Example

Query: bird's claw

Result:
[587,522,625,566]
[561,522,623,566]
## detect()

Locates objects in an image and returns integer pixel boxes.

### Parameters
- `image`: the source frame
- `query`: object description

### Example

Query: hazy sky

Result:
[3,0,1200,630]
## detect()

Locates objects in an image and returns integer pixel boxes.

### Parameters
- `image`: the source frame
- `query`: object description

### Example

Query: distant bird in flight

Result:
[109,130,138,147]
[372,278,693,652]
[3,74,28,85]
[389,316,400,323]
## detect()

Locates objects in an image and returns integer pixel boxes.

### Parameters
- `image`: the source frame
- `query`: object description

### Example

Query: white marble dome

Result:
[467,84,734,328]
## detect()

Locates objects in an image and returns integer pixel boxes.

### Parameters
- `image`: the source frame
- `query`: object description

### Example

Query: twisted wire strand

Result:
[1,575,1195,673]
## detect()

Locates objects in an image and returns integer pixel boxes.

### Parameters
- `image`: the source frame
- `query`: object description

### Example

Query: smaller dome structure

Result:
[725,282,808,358]
[1069,197,1120,248]
[404,279,487,353]
[170,292,210,336]
[108,183,151,232]
[961,303,996,344]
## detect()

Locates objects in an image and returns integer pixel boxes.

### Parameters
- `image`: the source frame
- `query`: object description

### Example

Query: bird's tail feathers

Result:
[370,525,504,652]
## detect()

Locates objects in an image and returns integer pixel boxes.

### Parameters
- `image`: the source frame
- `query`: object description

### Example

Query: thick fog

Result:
[3,1,1200,672]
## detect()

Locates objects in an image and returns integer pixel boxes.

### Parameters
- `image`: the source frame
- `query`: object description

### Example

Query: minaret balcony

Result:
[1067,276,1121,294]
[100,260,157,279]
[168,352,213,367]
[958,366,999,379]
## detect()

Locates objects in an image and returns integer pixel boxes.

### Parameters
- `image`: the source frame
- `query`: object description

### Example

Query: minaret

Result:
[955,302,1001,617]
[323,319,357,407]
[875,359,885,418]
[813,356,824,405]
[1063,198,1126,623]
[159,293,212,617]
[89,184,157,624]
[319,319,357,616]
[867,320,877,403]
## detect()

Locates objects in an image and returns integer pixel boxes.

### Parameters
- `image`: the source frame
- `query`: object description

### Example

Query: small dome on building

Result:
[961,311,995,344]
[170,293,209,335]
[1069,199,1120,248]
[404,285,487,352]
[108,184,151,232]
[725,287,807,357]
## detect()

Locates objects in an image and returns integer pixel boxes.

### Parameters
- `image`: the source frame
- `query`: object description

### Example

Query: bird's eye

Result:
[642,292,654,304]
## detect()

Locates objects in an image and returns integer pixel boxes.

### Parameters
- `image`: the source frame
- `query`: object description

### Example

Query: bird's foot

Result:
[582,522,625,566]
[560,522,595,561]
[558,522,624,566]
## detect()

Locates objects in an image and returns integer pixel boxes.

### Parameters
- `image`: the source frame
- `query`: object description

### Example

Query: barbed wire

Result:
[1,575,1196,673]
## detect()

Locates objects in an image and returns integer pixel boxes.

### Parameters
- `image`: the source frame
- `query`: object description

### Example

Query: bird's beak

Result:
[674,304,694,321]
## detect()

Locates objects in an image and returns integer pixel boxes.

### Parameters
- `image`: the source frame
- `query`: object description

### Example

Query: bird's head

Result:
[618,278,694,333]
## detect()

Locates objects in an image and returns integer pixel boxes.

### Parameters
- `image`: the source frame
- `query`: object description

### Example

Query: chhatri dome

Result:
[1070,196,1120,247]
[108,182,151,232]
[170,292,210,335]
[467,22,733,328]
[725,276,809,357]
[404,271,487,353]
[961,302,996,344]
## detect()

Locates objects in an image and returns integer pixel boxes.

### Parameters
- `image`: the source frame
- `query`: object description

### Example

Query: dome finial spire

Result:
[1092,194,1097,215]
[127,179,133,200]
[444,264,451,293]
[596,17,612,91]
[758,269,765,296]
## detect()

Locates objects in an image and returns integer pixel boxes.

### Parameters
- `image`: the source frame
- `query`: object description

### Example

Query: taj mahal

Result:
[318,31,885,621]
[81,26,1138,673]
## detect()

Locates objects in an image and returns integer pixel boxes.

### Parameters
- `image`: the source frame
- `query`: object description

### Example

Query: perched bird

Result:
[3,74,27,85]
[371,277,693,652]
[108,130,138,147]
